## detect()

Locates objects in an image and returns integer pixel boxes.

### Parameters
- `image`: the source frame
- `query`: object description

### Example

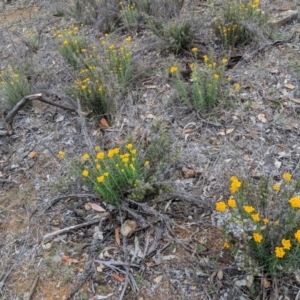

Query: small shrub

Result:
[170,53,234,112]
[214,173,300,277]
[120,2,139,31]
[23,29,40,52]
[0,65,31,108]
[53,26,87,69]
[151,19,195,54]
[215,0,265,49]
[58,144,150,206]
[102,39,133,86]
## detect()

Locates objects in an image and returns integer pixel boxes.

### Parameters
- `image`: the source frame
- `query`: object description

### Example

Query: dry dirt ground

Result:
[0,0,300,299]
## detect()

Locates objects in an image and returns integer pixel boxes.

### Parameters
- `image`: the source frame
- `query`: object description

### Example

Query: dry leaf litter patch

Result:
[0,0,300,299]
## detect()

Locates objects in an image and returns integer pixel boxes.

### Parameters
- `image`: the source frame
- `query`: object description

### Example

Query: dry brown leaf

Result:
[90,203,105,212]
[218,128,235,135]
[217,269,223,280]
[257,114,267,123]
[181,167,196,178]
[115,227,121,246]
[29,151,38,159]
[84,202,91,210]
[100,117,109,128]
[113,273,125,282]
[145,113,156,119]
[251,103,260,110]
[285,83,295,90]
[120,220,138,237]
[153,275,163,284]
[97,264,105,272]
[289,97,300,104]
[262,278,272,288]
[62,255,78,265]
[184,128,194,134]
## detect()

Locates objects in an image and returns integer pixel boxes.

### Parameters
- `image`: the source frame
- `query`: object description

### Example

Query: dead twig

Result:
[65,270,93,300]
[40,193,99,214]
[42,219,102,241]
[118,208,131,300]
[95,260,140,268]
[27,274,39,300]
[0,263,16,291]
[5,93,77,135]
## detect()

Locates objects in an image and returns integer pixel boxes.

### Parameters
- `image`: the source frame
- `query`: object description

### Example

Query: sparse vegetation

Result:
[1,0,300,299]
[0,65,31,108]
[215,173,300,277]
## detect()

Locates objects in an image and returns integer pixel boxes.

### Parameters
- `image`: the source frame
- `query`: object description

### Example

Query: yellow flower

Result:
[274,220,279,226]
[234,83,241,91]
[97,175,105,183]
[230,176,241,193]
[275,246,285,258]
[272,184,280,191]
[57,151,65,159]
[170,66,178,73]
[283,172,292,182]
[243,205,255,213]
[215,201,227,212]
[213,73,219,79]
[96,164,101,170]
[82,169,89,177]
[126,143,133,149]
[63,40,69,45]
[191,47,198,53]
[96,152,105,160]
[130,164,135,171]
[104,172,109,177]
[222,58,228,64]
[82,153,90,160]
[294,230,300,242]
[203,55,209,61]
[263,218,269,224]
[251,213,260,222]
[289,197,300,208]
[281,239,291,250]
[223,242,230,249]
[131,149,137,155]
[227,198,236,208]
[95,145,101,151]
[227,76,232,81]
[125,36,131,42]
[253,232,263,243]
[144,161,150,166]
[81,48,86,53]
[122,157,129,163]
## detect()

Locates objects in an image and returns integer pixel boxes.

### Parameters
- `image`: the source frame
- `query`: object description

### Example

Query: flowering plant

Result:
[214,173,300,276]
[58,144,150,206]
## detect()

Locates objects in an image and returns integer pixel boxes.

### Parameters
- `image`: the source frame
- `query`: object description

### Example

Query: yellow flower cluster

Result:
[230,176,241,193]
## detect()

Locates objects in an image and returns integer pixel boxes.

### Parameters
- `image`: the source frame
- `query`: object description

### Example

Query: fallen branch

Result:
[42,219,102,241]
[5,93,77,135]
[40,193,100,214]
